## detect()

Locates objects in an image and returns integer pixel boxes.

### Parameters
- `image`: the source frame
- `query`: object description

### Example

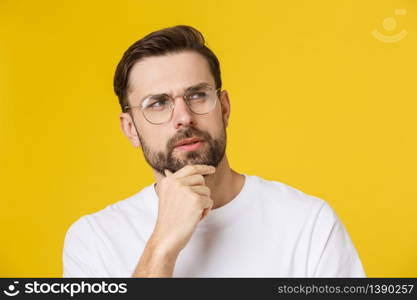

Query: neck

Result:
[153,155,244,209]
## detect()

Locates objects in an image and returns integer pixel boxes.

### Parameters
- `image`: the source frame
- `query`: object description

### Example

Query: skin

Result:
[119,51,245,277]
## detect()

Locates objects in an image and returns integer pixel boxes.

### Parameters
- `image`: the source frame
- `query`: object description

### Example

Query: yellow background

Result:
[1,0,416,277]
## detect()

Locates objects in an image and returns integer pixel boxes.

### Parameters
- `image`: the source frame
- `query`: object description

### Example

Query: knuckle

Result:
[193,194,204,205]
[189,196,200,208]
[191,192,200,201]
[196,174,205,183]
[182,185,191,194]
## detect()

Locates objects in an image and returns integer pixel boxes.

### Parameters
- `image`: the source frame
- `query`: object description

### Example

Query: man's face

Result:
[120,51,230,175]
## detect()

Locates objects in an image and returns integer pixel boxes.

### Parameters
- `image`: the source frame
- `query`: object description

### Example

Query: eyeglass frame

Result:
[124,86,222,125]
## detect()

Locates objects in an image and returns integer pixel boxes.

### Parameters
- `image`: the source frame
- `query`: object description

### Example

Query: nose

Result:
[171,97,196,129]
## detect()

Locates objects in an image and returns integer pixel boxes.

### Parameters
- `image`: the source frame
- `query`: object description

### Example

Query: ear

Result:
[119,112,141,148]
[219,90,231,128]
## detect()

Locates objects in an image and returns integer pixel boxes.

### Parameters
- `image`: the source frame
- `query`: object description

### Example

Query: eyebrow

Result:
[138,82,213,104]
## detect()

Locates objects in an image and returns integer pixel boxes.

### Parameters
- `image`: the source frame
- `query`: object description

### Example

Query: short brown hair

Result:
[113,25,222,112]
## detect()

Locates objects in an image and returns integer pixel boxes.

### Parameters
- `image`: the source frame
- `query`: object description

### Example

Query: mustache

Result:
[166,127,212,152]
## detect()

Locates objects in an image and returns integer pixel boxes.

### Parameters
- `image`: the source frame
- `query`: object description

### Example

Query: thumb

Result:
[164,169,173,177]
[200,200,213,220]
[200,207,212,221]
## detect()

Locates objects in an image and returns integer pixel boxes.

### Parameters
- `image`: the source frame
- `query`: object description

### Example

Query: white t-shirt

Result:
[63,174,365,277]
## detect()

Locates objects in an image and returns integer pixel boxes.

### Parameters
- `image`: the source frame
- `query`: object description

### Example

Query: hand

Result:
[151,164,216,256]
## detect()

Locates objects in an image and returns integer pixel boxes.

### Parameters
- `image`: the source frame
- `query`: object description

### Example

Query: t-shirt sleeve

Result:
[62,215,111,277]
[308,201,366,277]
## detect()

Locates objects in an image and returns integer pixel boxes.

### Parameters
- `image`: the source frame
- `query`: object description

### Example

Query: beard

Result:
[137,125,226,175]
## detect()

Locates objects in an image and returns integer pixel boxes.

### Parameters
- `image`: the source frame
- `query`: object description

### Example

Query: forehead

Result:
[127,51,214,101]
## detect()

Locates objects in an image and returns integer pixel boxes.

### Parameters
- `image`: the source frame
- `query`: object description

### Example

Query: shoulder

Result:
[247,175,365,276]
[247,174,331,219]
[64,184,156,242]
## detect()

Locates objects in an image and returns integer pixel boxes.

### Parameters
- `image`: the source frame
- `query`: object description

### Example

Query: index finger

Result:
[172,164,216,178]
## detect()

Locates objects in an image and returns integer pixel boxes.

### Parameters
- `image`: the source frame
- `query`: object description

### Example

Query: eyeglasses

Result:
[124,85,221,125]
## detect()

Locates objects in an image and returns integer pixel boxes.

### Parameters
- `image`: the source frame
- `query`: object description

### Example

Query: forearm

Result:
[132,237,179,278]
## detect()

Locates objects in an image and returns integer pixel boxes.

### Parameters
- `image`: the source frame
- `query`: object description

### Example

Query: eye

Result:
[188,91,207,100]
[144,95,170,110]
[150,99,167,107]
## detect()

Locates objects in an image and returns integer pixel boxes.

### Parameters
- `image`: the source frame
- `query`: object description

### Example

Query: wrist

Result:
[148,234,181,262]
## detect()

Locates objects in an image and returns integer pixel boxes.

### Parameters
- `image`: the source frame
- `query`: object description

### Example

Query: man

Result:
[63,25,365,277]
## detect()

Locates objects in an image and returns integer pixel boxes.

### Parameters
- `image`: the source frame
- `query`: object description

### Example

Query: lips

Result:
[174,137,204,148]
